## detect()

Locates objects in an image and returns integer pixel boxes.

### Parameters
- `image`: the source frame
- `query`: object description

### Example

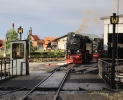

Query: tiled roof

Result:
[43,37,58,46]
[44,36,58,41]
[37,39,44,44]
[0,46,4,49]
[0,40,3,44]
[53,35,67,41]
[31,35,40,41]
[0,40,4,49]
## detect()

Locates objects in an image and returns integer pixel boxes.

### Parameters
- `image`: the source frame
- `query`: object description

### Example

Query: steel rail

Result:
[53,64,75,100]
[20,63,70,100]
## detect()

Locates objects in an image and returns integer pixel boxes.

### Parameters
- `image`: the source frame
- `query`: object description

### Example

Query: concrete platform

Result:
[62,83,108,91]
[0,75,46,90]
[63,73,108,91]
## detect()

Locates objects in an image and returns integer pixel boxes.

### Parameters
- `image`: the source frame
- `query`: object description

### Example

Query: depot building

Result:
[100,14,123,59]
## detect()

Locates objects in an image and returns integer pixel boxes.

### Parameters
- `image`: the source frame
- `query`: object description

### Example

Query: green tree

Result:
[34,46,38,51]
[27,35,34,52]
[6,28,19,51]
[30,41,34,51]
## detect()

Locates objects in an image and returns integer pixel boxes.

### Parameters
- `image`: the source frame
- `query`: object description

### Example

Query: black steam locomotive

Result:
[65,32,91,63]
[65,32,104,64]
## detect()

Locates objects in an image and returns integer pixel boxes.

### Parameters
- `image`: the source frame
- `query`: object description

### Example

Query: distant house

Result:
[53,35,67,50]
[0,39,4,51]
[30,35,44,50]
[43,36,58,50]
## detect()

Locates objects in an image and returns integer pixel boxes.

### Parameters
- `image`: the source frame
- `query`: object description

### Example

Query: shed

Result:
[100,14,123,58]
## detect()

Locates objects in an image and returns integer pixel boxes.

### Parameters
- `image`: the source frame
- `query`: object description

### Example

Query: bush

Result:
[0,51,65,58]
[30,51,65,58]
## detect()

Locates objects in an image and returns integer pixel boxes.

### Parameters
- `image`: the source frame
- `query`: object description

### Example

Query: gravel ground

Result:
[29,62,62,72]
[26,91,123,100]
[0,91,123,100]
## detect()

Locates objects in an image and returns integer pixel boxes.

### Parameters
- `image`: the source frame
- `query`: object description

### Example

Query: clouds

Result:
[0,0,122,39]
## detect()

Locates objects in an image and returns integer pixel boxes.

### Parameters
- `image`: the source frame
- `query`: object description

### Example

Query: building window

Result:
[12,43,24,59]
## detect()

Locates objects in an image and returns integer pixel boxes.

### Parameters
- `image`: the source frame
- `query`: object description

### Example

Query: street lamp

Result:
[29,27,32,35]
[6,30,9,41]
[28,27,32,58]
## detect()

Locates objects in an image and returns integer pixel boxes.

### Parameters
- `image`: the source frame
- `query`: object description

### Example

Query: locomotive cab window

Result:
[12,43,24,59]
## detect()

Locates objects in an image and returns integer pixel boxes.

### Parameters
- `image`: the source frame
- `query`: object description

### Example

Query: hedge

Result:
[30,51,65,58]
[0,51,65,58]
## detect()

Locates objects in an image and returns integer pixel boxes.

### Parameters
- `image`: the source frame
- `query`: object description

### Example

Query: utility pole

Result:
[116,0,119,69]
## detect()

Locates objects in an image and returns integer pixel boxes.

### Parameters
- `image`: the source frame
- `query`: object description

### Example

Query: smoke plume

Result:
[75,19,88,34]
[75,0,123,34]
[75,9,102,34]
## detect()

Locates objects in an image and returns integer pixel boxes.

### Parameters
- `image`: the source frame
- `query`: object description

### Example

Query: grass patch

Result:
[90,91,123,100]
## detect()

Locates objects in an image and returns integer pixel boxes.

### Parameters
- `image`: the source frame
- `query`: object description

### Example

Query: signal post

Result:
[18,26,23,40]
[110,13,119,89]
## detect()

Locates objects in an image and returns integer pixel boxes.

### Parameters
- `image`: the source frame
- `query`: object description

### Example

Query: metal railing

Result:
[0,59,17,82]
[98,59,112,87]
[98,58,123,88]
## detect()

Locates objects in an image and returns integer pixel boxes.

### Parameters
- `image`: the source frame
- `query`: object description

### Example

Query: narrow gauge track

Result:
[0,64,70,99]
[20,63,73,100]
[0,62,100,100]
[53,64,79,100]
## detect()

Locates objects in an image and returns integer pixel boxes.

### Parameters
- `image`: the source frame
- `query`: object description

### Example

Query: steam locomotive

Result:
[91,38,104,61]
[65,32,104,64]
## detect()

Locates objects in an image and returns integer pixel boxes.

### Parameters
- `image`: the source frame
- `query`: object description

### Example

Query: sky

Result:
[0,0,123,39]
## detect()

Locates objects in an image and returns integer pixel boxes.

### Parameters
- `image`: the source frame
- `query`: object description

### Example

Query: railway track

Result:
[0,62,108,100]
[19,63,74,100]
[53,64,78,100]
[0,64,70,100]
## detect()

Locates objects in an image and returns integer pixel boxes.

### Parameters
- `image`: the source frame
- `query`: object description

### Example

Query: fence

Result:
[98,58,123,88]
[0,58,17,82]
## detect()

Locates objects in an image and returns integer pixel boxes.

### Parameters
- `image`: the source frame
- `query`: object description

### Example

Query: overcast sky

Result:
[0,0,123,39]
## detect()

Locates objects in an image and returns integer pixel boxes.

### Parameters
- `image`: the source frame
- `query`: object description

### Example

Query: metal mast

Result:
[116,0,119,66]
